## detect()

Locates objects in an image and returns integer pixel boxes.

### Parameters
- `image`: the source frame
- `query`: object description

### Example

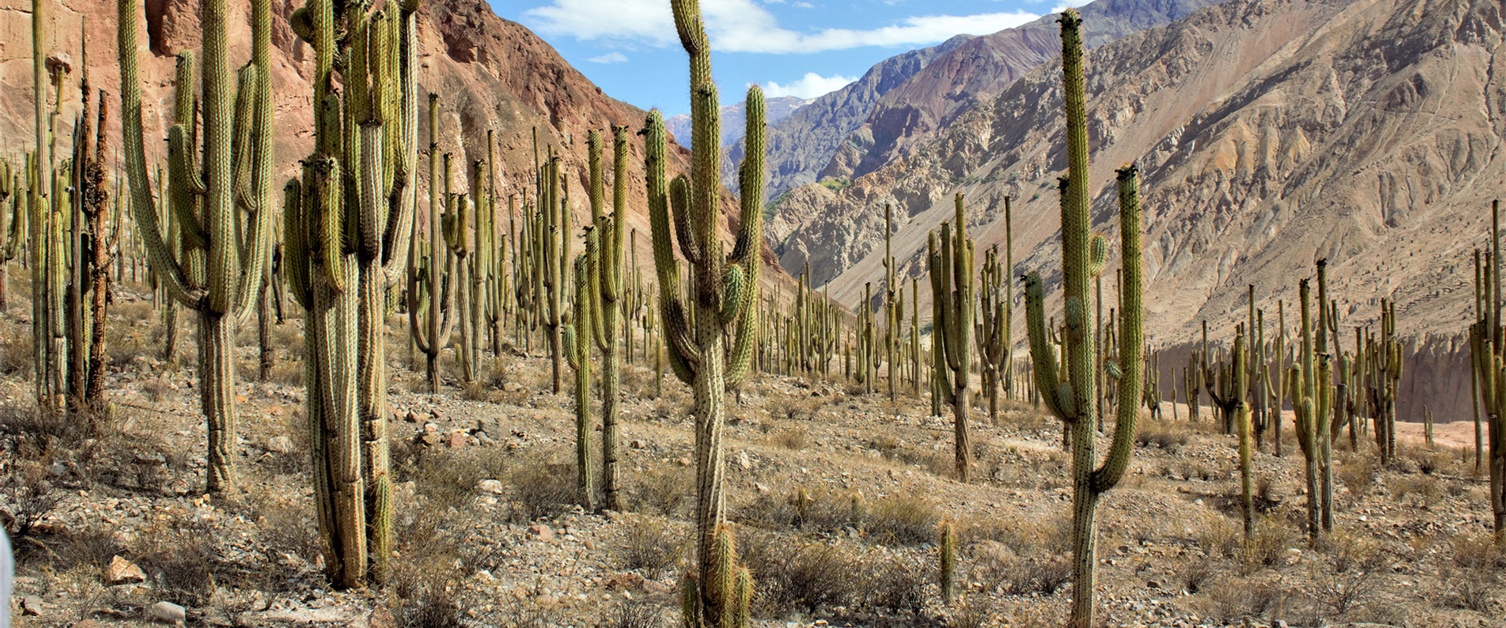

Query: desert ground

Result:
[1,276,1498,628]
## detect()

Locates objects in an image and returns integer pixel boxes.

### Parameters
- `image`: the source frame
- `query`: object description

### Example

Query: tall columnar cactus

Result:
[65,59,112,412]
[1473,201,1506,537]
[564,245,594,509]
[652,1,764,622]
[928,193,975,482]
[1368,299,1401,465]
[0,165,20,312]
[977,238,1012,425]
[407,95,458,393]
[588,127,632,511]
[882,203,901,401]
[1205,327,1253,536]
[1021,12,1144,626]
[1288,277,1331,543]
[283,0,418,587]
[119,0,275,492]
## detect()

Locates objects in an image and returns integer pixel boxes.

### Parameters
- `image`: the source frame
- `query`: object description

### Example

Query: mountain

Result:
[774,0,1500,422]
[729,35,975,201]
[819,0,1228,185]
[665,95,810,150]
[0,0,773,270]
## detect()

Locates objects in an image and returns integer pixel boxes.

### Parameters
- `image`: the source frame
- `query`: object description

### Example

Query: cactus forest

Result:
[2,0,1506,625]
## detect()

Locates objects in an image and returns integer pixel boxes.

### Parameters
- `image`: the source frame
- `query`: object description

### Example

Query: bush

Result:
[627,465,692,517]
[741,531,865,614]
[618,518,684,579]
[0,460,61,541]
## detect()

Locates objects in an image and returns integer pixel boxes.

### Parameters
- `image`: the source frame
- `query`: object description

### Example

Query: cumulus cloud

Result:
[588,52,629,63]
[1051,0,1092,12]
[761,73,858,99]
[524,0,1038,54]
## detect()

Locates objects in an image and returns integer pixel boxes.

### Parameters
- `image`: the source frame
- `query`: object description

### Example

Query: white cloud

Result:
[524,0,1038,54]
[1051,0,1092,12]
[762,72,858,99]
[588,51,629,63]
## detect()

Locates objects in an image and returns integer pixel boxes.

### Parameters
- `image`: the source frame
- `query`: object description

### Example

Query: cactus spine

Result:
[939,519,956,606]
[1022,12,1144,626]
[654,1,764,621]
[66,47,113,413]
[284,0,418,586]
[928,193,975,482]
[119,0,275,492]
[1474,200,1506,536]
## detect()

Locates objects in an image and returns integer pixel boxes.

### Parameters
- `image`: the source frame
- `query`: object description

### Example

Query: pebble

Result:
[149,601,187,624]
[106,555,147,585]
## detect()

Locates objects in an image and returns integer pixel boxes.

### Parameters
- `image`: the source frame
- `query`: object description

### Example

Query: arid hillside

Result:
[772,0,1499,422]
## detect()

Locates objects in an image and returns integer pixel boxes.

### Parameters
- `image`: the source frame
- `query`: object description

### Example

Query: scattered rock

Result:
[21,596,42,616]
[736,450,753,470]
[630,439,647,449]
[404,410,422,423]
[528,523,555,542]
[446,431,468,448]
[503,382,524,393]
[478,479,505,494]
[106,555,147,585]
[266,436,294,455]
[149,601,187,624]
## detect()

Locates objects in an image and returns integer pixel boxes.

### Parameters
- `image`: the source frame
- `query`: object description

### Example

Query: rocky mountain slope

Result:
[0,0,772,269]
[744,0,1223,206]
[730,35,974,200]
[665,95,809,150]
[775,0,1501,422]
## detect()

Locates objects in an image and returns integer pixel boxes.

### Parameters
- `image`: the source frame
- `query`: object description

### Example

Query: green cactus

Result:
[0,163,20,312]
[564,244,594,509]
[928,193,975,482]
[587,127,632,511]
[882,203,899,401]
[282,0,419,587]
[1021,12,1145,626]
[1367,298,1402,466]
[652,2,764,622]
[407,94,458,393]
[120,0,275,493]
[1473,200,1506,537]
[1288,275,1332,544]
[977,210,1013,425]
[1204,326,1253,536]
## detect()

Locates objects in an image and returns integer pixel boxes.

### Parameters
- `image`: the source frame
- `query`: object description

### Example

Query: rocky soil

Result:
[2,279,1502,628]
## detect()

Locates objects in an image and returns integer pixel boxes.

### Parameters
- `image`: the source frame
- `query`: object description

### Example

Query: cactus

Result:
[939,519,956,606]
[62,43,114,415]
[928,193,975,482]
[653,2,764,622]
[282,0,419,586]
[1473,200,1506,537]
[977,235,1012,424]
[882,203,899,401]
[587,127,632,511]
[1367,298,1402,465]
[1021,12,1144,626]
[0,164,20,312]
[564,245,594,509]
[1205,326,1253,536]
[120,0,275,492]
[407,95,458,393]
[1288,276,1331,543]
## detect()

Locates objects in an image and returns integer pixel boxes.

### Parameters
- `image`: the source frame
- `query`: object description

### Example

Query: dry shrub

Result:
[1441,564,1498,612]
[1390,474,1442,508]
[1195,511,1243,559]
[740,531,865,615]
[618,518,684,579]
[1135,420,1190,451]
[1198,574,1292,622]
[770,426,809,450]
[1451,531,1506,570]
[1335,453,1377,498]
[0,460,61,542]
[388,507,464,628]
[949,595,996,628]
[505,452,579,522]
[866,494,940,546]
[1240,516,1298,573]
[133,512,219,606]
[975,546,1070,597]
[867,434,901,459]
[627,465,692,517]
[1312,530,1384,615]
[864,553,928,615]
[740,486,862,533]
[599,599,668,628]
[0,329,31,377]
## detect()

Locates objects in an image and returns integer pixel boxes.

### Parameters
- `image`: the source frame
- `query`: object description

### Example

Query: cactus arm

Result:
[1091,166,1143,494]
[284,179,312,309]
[118,0,205,307]
[1024,272,1068,420]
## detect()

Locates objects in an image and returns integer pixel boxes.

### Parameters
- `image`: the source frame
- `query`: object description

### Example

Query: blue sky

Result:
[493,0,1064,117]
